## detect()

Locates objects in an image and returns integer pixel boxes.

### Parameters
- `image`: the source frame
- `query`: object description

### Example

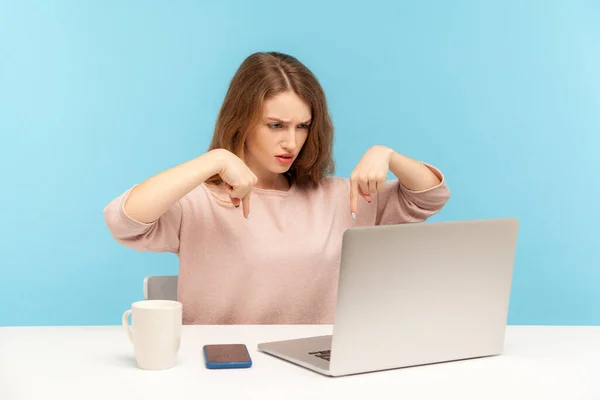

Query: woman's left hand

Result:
[349,145,394,218]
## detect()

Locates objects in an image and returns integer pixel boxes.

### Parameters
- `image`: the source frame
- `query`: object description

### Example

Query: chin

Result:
[271,165,292,174]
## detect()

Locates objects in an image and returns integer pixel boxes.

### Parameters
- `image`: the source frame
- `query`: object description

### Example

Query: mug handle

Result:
[122,309,133,343]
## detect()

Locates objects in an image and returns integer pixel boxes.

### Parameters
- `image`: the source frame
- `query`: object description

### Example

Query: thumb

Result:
[229,197,241,208]
[224,184,241,208]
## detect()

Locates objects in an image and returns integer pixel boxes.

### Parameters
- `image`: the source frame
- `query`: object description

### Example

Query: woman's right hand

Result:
[211,149,258,219]
[118,148,257,224]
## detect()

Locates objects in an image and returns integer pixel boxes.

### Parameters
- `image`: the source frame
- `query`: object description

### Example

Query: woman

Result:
[103,51,451,325]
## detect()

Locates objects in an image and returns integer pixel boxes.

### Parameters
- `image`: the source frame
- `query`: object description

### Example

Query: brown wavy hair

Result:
[206,51,335,188]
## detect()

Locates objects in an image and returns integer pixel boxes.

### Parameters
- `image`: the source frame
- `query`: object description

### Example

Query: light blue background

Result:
[1,1,598,326]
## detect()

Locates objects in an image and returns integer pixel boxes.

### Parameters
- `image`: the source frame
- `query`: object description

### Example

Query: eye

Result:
[298,124,310,130]
[269,123,282,129]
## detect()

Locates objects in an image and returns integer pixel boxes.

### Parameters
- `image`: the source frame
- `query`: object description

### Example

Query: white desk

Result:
[1,325,599,399]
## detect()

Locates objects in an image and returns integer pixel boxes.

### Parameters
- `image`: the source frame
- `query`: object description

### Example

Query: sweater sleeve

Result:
[103,185,183,253]
[357,163,451,226]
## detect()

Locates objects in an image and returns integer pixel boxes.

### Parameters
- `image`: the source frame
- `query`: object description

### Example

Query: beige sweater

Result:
[103,163,451,324]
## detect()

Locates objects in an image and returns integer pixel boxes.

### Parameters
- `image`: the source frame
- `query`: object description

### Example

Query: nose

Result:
[282,127,297,151]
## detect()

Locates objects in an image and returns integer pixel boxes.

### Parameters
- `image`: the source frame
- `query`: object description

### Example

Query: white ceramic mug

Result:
[122,300,182,370]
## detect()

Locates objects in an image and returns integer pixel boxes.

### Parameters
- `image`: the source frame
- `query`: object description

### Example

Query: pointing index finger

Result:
[241,191,251,220]
[350,178,358,220]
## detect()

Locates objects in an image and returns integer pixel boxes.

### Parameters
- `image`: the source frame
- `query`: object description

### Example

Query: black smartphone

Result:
[203,344,253,369]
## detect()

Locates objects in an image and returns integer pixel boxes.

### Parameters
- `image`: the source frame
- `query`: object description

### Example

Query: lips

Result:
[275,154,294,165]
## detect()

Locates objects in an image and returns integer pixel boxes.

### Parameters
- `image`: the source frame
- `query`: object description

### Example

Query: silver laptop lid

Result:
[329,218,519,376]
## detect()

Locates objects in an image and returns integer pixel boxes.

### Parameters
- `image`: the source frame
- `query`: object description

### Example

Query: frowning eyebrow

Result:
[266,117,312,124]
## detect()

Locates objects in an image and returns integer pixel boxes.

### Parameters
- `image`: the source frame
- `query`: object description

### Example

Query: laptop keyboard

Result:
[308,350,331,361]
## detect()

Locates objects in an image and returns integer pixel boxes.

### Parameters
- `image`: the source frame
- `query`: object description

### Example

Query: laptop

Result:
[257,218,519,377]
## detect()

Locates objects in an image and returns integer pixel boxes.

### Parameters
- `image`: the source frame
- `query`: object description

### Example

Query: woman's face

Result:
[244,90,311,182]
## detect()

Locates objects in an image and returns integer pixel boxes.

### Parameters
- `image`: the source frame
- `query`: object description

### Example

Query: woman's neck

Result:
[254,171,290,191]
